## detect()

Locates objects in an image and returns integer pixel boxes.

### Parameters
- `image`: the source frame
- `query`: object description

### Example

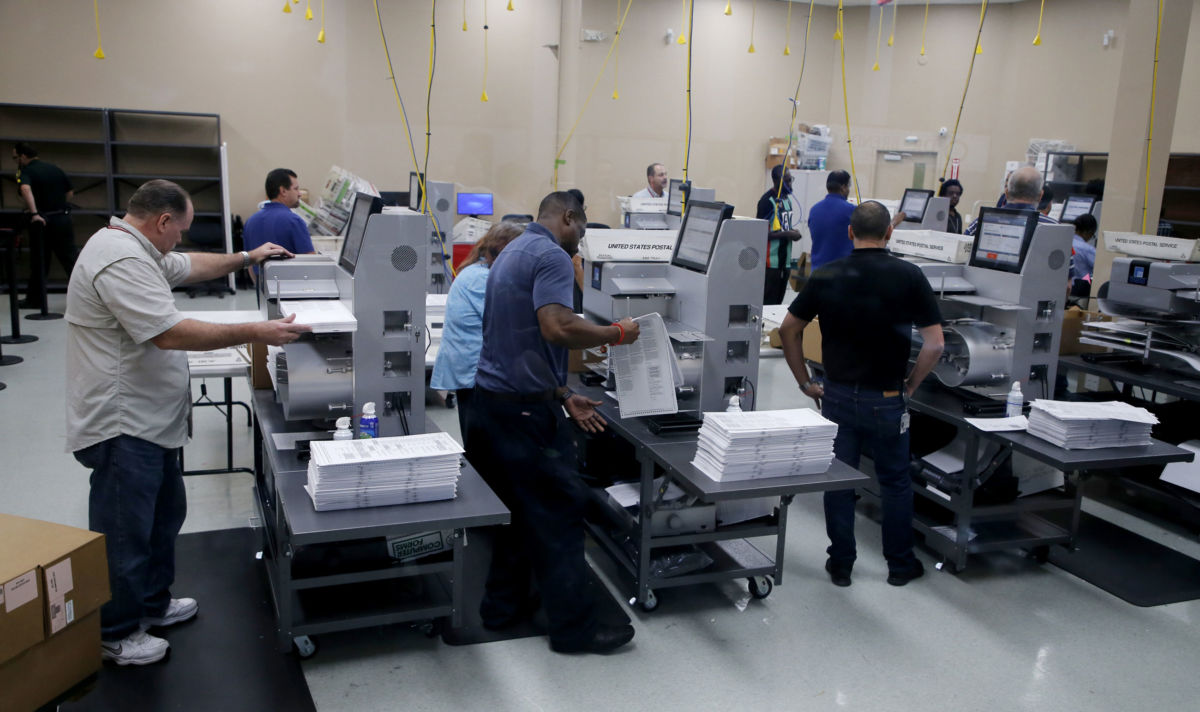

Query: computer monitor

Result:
[900,188,934,222]
[1058,194,1096,223]
[339,192,384,274]
[408,171,424,211]
[969,207,1039,274]
[666,179,689,217]
[671,200,734,274]
[456,192,494,216]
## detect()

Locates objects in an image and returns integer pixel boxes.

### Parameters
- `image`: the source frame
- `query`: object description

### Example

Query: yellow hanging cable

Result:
[1142,0,1164,233]
[92,0,105,59]
[835,1,861,203]
[1032,0,1045,46]
[748,0,757,53]
[683,0,695,186]
[305,0,313,21]
[783,0,793,55]
[724,1,732,17]
[481,0,490,101]
[283,0,291,14]
[888,0,897,47]
[678,0,688,44]
[553,0,636,189]
[462,0,468,30]
[975,0,985,55]
[941,0,988,179]
[919,0,930,57]
[424,0,453,276]
[613,0,622,99]
[775,0,816,207]
[318,0,326,42]
[872,5,882,71]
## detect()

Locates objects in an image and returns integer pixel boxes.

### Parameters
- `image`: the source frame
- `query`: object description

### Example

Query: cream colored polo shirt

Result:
[65,218,193,452]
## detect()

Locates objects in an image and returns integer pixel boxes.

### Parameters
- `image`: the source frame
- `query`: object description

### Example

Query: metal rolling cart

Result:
[253,391,509,656]
[899,384,1194,573]
[575,379,870,611]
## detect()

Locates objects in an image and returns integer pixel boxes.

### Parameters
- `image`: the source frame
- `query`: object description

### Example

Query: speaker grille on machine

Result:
[1047,249,1066,271]
[738,247,760,271]
[436,198,451,212]
[391,245,419,272]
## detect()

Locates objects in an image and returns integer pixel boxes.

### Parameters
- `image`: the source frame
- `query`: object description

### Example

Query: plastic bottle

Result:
[359,402,378,438]
[332,417,353,441]
[1005,381,1023,418]
[726,394,743,412]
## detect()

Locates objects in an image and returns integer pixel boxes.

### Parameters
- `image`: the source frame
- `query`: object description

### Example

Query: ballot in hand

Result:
[617,317,640,345]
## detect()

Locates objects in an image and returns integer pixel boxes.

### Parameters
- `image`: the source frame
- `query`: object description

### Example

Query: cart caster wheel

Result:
[1030,545,1050,564]
[639,590,659,612]
[748,576,773,599]
[293,635,318,659]
[418,619,444,638]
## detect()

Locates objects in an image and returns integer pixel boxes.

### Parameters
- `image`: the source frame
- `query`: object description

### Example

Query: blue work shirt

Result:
[808,193,855,269]
[430,262,490,391]
[242,202,314,274]
[1071,234,1096,285]
[475,223,574,394]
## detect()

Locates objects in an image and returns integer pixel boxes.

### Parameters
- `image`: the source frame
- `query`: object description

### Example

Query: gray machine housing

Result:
[894,196,951,232]
[582,218,767,415]
[906,223,1073,399]
[261,212,429,437]
[422,180,456,294]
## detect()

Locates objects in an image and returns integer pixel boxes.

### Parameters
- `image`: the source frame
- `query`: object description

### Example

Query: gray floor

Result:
[3,289,1199,712]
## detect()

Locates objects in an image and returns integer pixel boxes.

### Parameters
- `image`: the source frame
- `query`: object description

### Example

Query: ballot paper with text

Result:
[610,312,679,418]
[279,299,357,333]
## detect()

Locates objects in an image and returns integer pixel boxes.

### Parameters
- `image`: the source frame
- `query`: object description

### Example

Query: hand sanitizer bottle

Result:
[1006,381,1023,418]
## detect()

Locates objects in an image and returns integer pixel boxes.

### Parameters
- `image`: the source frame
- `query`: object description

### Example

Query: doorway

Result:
[873,151,939,200]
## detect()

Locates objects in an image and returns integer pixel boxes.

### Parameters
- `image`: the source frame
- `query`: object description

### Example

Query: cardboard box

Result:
[803,317,823,365]
[249,341,272,390]
[889,229,974,264]
[1060,307,1110,356]
[0,514,109,712]
[1103,231,1200,262]
[0,612,101,712]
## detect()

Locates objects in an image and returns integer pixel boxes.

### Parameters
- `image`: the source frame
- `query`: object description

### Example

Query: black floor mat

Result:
[60,528,315,712]
[441,528,630,646]
[1048,512,1200,607]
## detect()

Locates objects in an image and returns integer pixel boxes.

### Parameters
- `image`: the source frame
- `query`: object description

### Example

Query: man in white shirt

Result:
[66,179,310,666]
[632,163,667,199]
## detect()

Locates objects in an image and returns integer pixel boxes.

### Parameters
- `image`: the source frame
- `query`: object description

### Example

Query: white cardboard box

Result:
[889,229,974,264]
[1104,231,1200,262]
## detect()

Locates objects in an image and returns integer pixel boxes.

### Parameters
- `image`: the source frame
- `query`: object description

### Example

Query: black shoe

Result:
[480,593,542,631]
[887,560,926,587]
[550,624,635,654]
[825,559,852,587]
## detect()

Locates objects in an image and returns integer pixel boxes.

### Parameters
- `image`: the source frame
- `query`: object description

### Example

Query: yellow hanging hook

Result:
[724,1,732,17]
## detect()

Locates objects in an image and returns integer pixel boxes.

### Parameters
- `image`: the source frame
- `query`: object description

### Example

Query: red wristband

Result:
[611,322,625,346]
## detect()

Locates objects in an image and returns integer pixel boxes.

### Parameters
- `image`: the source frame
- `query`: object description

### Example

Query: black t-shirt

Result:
[15,159,73,214]
[788,248,941,389]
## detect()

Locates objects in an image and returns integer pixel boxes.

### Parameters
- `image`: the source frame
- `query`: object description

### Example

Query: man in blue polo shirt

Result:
[242,168,315,279]
[472,191,639,655]
[807,170,855,269]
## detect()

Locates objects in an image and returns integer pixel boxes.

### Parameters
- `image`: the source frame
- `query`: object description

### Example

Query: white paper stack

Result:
[692,409,838,482]
[1026,399,1159,449]
[304,433,464,511]
[280,299,357,333]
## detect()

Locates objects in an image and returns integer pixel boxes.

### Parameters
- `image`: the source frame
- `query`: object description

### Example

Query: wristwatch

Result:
[557,388,575,405]
[240,251,250,269]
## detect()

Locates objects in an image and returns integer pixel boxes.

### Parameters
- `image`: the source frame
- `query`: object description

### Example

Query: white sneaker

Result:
[141,597,199,628]
[101,629,170,666]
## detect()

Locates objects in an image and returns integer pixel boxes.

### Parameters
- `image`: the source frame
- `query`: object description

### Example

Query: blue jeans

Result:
[821,381,919,575]
[75,435,187,640]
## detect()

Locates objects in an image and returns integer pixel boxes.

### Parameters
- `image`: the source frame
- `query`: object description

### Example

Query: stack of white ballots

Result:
[692,409,838,482]
[305,433,464,511]
[1026,400,1158,449]
[280,299,357,333]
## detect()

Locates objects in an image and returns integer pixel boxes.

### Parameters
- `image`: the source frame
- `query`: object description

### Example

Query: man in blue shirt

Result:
[242,168,315,279]
[808,170,855,269]
[473,191,639,655]
[1070,213,1097,291]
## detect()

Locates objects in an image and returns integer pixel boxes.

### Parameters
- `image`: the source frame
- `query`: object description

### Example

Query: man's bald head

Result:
[849,201,892,242]
[1006,166,1044,204]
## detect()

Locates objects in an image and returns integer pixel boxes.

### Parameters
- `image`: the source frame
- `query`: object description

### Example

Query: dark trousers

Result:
[468,392,596,646]
[763,266,790,305]
[74,435,187,640]
[455,387,475,448]
[820,381,919,575]
[25,215,77,303]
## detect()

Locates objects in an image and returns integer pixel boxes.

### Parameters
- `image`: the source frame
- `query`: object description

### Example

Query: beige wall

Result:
[0,0,1195,230]
[1171,0,1200,151]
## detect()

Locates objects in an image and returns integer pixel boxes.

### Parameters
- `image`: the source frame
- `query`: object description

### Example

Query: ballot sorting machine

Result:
[260,192,429,437]
[580,201,768,416]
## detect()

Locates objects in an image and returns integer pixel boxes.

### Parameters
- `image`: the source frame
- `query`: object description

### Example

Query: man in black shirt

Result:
[13,142,77,309]
[779,201,944,587]
[756,165,802,305]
